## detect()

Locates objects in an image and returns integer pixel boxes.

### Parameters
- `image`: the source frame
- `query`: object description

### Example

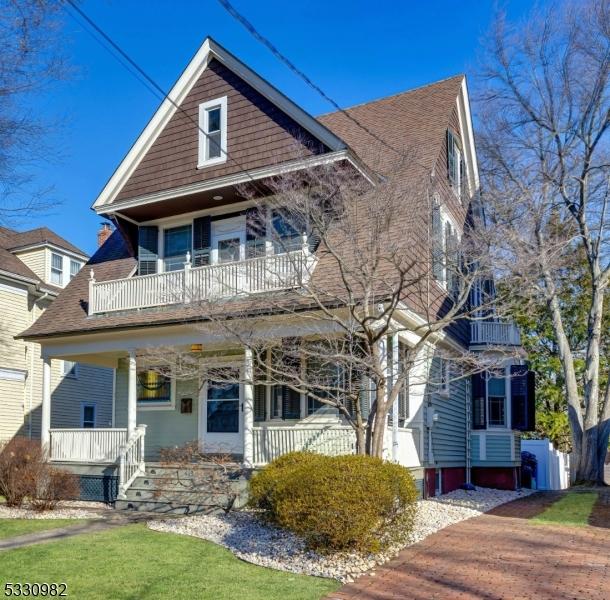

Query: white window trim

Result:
[50,252,64,286]
[61,360,79,379]
[486,366,511,430]
[136,371,177,411]
[81,402,97,428]
[69,259,82,280]
[198,96,227,168]
[434,204,461,290]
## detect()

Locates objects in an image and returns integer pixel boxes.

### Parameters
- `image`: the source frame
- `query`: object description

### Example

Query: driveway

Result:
[327,492,610,600]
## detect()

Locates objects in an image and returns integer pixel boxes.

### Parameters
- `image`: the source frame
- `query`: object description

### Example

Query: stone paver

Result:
[327,492,610,600]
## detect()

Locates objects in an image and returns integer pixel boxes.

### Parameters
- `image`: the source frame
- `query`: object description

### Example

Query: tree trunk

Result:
[355,426,366,455]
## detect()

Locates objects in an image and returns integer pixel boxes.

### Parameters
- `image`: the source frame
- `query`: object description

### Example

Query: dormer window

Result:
[50,253,63,285]
[198,96,227,168]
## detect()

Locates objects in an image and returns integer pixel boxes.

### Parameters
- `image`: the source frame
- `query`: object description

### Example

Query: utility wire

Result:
[217,0,406,159]
[62,0,267,194]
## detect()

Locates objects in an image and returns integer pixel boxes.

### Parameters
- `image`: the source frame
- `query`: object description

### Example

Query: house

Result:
[0,225,114,448]
[18,38,534,506]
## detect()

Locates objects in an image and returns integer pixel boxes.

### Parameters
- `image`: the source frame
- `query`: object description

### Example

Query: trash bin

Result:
[521,450,537,489]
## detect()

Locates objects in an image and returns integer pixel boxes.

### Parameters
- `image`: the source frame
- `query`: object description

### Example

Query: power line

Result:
[62,0,267,194]
[217,0,405,159]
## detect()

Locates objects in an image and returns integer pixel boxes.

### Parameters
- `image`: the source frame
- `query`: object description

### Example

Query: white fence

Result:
[470,321,521,346]
[49,428,128,463]
[90,249,311,314]
[252,425,356,465]
[521,438,570,490]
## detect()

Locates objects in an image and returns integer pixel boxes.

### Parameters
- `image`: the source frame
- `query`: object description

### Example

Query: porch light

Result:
[190,344,203,353]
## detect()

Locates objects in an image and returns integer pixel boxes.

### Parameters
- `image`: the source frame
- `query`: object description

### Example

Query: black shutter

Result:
[138,226,158,275]
[510,365,529,431]
[193,216,211,266]
[254,384,266,422]
[472,372,486,429]
[246,206,266,258]
[526,370,536,432]
[431,203,443,280]
[281,386,300,419]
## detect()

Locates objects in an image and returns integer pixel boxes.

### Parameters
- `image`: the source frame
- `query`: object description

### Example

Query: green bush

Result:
[249,452,418,553]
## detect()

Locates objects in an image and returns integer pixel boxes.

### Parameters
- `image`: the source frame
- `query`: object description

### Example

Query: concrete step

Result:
[115,498,221,515]
[123,486,233,504]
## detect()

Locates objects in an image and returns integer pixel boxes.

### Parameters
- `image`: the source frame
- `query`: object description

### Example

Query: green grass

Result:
[532,492,598,527]
[0,519,84,540]
[0,524,339,600]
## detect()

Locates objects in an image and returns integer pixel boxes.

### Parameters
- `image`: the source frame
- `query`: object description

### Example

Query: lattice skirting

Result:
[78,475,118,503]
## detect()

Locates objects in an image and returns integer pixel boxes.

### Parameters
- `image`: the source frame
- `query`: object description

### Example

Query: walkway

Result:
[327,492,610,600]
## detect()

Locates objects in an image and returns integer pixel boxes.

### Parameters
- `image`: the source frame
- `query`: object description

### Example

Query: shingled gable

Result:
[20,73,472,341]
[93,37,347,212]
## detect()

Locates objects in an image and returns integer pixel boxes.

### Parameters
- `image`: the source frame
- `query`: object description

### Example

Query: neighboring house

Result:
[0,225,114,443]
[18,38,534,503]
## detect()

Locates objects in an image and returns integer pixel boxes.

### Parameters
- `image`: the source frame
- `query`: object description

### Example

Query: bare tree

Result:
[142,152,511,458]
[476,0,610,483]
[0,0,70,225]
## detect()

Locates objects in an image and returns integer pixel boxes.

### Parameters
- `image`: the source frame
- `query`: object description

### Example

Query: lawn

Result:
[532,492,598,527]
[0,519,84,540]
[0,524,339,600]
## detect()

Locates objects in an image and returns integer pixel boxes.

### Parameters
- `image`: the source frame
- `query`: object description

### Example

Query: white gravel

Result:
[148,486,533,583]
[0,500,111,520]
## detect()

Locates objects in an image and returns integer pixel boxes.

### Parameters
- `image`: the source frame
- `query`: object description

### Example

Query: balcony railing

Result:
[89,247,314,315]
[470,321,521,346]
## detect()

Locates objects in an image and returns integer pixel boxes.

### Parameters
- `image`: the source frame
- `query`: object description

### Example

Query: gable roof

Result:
[93,37,347,212]
[317,75,465,177]
[0,226,87,257]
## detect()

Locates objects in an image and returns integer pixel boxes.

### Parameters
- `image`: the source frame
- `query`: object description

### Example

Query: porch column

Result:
[41,356,51,452]
[243,347,254,467]
[390,333,399,462]
[127,348,137,437]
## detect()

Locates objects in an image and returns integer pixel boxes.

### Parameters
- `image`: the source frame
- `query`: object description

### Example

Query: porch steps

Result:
[115,463,250,515]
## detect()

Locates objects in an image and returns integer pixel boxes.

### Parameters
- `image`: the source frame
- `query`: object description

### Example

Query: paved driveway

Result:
[327,492,610,600]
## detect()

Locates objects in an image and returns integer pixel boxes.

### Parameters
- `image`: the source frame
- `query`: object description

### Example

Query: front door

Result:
[200,380,243,455]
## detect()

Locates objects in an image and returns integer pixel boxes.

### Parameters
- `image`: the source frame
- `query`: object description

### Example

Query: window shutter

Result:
[447,130,456,183]
[526,370,536,432]
[509,366,536,431]
[398,370,409,426]
[281,386,300,419]
[193,216,211,266]
[254,384,266,422]
[246,206,266,258]
[431,203,443,280]
[138,226,158,275]
[471,372,486,429]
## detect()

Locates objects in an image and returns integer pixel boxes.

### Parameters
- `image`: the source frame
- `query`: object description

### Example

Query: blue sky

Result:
[22,0,539,255]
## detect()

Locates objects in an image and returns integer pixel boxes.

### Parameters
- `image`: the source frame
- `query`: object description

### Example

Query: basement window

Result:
[198,96,227,168]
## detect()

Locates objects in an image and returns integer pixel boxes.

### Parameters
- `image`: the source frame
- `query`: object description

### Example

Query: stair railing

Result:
[118,425,147,499]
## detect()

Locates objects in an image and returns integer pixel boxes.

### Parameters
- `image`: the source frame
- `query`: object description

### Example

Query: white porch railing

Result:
[49,428,128,463]
[118,425,147,499]
[89,247,313,315]
[252,425,356,465]
[470,321,521,346]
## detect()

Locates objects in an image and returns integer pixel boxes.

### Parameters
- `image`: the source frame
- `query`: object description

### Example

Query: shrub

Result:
[0,438,44,507]
[249,452,418,553]
[29,468,80,512]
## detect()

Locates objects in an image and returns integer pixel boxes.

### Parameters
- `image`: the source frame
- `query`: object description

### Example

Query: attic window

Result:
[198,96,227,168]
[447,129,464,199]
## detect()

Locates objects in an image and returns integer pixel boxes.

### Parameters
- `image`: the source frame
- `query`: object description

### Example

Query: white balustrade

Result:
[470,321,521,346]
[90,249,312,314]
[118,425,147,499]
[49,428,128,463]
[252,425,356,465]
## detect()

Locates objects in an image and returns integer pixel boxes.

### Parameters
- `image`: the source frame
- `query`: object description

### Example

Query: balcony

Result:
[89,247,314,315]
[470,321,521,346]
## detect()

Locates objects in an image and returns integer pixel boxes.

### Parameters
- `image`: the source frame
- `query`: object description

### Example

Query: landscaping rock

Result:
[0,500,110,520]
[147,486,533,583]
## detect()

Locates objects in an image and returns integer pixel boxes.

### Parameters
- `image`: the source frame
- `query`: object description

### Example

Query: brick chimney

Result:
[97,222,113,247]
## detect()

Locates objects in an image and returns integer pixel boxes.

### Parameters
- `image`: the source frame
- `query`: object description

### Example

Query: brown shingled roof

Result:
[19,75,464,341]
[0,226,87,257]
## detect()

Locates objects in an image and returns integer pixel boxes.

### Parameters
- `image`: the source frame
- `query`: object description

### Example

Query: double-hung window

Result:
[50,253,63,285]
[487,376,506,427]
[69,260,80,280]
[447,129,464,199]
[81,403,96,428]
[163,225,192,271]
[198,97,227,167]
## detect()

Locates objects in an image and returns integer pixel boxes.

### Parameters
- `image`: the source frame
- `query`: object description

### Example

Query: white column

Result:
[390,333,400,462]
[41,356,51,452]
[243,347,254,467]
[127,349,137,437]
